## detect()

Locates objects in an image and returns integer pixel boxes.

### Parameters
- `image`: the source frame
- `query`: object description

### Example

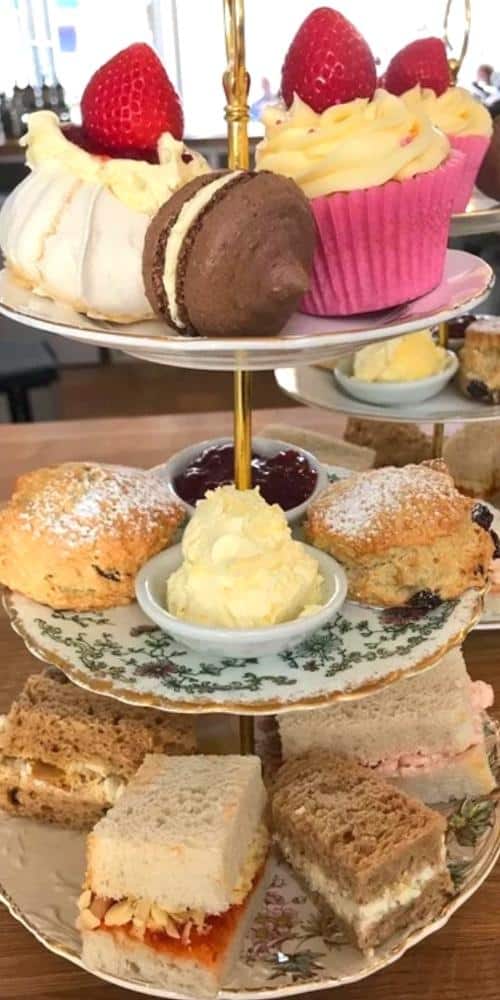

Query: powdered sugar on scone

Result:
[15,463,178,547]
[309,462,465,545]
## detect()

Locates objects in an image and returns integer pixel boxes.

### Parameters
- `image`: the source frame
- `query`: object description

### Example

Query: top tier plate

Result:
[0,250,494,372]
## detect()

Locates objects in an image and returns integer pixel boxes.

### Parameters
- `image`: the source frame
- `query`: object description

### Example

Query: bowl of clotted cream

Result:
[334,330,458,407]
[135,484,346,658]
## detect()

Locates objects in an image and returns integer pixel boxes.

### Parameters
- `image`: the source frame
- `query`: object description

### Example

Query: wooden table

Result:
[0,409,498,1000]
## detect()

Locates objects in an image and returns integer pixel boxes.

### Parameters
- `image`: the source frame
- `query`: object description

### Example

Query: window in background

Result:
[0,0,499,137]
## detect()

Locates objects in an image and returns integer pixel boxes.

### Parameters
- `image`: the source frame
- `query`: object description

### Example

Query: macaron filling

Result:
[162,171,242,328]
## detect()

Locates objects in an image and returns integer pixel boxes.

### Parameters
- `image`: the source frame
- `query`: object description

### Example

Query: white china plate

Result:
[450,190,500,238]
[0,251,494,371]
[1,585,483,715]
[333,351,458,407]
[276,364,500,423]
[0,716,498,999]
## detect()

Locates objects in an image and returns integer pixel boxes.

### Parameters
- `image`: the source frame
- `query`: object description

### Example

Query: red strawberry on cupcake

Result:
[257,10,461,316]
[385,37,450,96]
[385,36,492,212]
[81,42,183,159]
[281,7,377,111]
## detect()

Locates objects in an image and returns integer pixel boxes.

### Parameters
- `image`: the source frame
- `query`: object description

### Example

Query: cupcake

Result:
[402,85,493,213]
[256,90,461,317]
[255,10,461,317]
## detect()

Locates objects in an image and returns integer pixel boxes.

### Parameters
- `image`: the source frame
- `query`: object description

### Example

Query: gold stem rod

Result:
[443,0,471,81]
[438,320,449,349]
[233,370,252,489]
[223,0,255,755]
[432,423,445,459]
[432,320,449,459]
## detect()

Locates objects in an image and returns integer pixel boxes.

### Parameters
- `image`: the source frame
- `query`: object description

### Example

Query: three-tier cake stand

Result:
[0,2,500,996]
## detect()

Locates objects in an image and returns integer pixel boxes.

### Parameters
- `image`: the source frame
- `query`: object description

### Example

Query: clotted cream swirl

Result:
[402,85,493,138]
[255,90,450,199]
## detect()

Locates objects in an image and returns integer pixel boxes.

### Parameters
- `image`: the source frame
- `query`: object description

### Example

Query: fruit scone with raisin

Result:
[0,462,184,610]
[304,460,495,607]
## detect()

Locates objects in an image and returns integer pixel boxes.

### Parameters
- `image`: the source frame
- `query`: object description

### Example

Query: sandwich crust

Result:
[0,671,196,829]
[1,671,196,776]
[272,751,449,903]
[0,462,185,610]
[305,460,493,605]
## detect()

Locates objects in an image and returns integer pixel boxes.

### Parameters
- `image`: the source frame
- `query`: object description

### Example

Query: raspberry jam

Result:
[173,444,318,511]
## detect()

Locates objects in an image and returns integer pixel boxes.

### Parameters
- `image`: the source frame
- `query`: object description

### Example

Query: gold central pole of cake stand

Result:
[223,0,254,754]
[432,1,471,460]
[432,321,450,459]
[443,0,471,82]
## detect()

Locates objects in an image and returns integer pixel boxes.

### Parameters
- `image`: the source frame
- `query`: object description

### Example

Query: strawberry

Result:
[81,42,183,159]
[385,37,451,97]
[281,7,377,112]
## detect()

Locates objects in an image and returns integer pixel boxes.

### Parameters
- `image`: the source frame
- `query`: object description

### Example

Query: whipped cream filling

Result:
[368,680,493,777]
[162,172,240,329]
[280,836,441,934]
[0,753,125,804]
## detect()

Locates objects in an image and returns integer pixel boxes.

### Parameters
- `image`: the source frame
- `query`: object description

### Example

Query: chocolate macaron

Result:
[142,170,315,337]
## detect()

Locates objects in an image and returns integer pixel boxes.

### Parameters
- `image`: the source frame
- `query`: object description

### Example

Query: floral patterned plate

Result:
[1,588,482,716]
[0,717,498,999]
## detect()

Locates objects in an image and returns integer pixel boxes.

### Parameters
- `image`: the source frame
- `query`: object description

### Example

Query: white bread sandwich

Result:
[278,648,496,804]
[79,753,269,997]
[271,751,453,952]
[0,670,196,828]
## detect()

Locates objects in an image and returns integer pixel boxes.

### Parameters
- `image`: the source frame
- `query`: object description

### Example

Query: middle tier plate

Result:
[0,250,494,371]
[2,586,482,715]
[275,364,500,423]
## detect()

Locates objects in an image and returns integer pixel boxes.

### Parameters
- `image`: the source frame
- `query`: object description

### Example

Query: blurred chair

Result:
[0,337,59,422]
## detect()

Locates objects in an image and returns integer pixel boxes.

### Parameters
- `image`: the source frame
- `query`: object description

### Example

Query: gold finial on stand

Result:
[431,1,471,459]
[223,0,254,754]
[443,0,472,82]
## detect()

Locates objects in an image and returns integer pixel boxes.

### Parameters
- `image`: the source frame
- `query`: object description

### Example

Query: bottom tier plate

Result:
[0,717,499,999]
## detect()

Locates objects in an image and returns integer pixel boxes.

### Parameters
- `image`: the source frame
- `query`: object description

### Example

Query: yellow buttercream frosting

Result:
[255,90,450,199]
[21,111,210,215]
[353,330,448,382]
[402,85,493,138]
[167,485,323,628]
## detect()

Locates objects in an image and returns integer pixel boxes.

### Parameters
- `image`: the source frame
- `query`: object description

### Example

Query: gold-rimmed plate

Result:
[0,717,498,998]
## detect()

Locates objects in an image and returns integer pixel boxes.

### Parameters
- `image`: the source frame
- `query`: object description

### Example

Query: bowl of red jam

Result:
[160,437,328,524]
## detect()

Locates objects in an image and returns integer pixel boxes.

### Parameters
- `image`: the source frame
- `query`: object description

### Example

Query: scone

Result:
[344,418,432,468]
[0,463,184,610]
[305,460,494,607]
[444,424,500,498]
[458,318,500,405]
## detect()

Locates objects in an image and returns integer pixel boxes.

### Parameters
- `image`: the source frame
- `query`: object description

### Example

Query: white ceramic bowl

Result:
[334,350,459,407]
[135,543,347,659]
[156,436,328,525]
